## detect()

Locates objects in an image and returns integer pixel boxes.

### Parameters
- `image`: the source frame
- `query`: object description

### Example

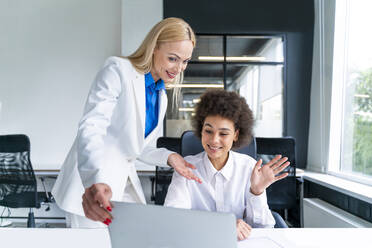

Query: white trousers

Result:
[65,179,143,228]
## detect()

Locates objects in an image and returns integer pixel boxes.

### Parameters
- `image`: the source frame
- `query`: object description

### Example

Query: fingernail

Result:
[107,206,112,212]
[103,220,109,226]
[106,218,111,223]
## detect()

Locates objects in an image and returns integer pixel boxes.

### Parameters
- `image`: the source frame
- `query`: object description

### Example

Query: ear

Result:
[153,46,159,56]
[233,129,239,142]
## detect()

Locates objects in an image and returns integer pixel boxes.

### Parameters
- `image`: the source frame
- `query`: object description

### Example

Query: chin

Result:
[207,151,226,160]
[168,76,177,83]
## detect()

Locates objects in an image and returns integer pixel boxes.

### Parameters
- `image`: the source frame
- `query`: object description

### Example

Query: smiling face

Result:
[201,115,239,170]
[151,40,194,82]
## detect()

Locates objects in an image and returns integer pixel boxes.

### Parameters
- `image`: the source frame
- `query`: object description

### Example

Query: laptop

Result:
[108,201,237,248]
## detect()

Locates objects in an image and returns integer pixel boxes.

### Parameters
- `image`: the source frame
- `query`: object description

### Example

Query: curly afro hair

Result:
[192,89,254,149]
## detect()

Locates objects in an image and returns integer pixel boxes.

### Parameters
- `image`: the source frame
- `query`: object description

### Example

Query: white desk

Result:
[239,228,372,248]
[0,227,111,248]
[1,228,371,248]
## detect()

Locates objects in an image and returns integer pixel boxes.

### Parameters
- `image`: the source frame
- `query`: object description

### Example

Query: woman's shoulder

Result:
[184,152,204,168]
[98,56,142,81]
[103,56,133,69]
[231,150,257,168]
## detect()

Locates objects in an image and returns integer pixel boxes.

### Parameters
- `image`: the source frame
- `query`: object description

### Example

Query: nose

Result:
[211,133,219,144]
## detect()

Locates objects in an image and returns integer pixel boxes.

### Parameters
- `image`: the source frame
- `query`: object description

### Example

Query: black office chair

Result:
[0,134,52,227]
[152,137,181,205]
[256,137,297,225]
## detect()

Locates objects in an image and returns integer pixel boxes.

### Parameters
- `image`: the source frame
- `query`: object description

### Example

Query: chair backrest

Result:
[0,134,39,208]
[255,137,297,210]
[181,130,257,158]
[156,137,181,154]
[154,137,181,205]
[255,137,296,176]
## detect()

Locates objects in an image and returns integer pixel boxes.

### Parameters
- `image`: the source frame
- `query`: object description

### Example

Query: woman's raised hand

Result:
[167,153,202,184]
[82,183,113,225]
[250,155,290,195]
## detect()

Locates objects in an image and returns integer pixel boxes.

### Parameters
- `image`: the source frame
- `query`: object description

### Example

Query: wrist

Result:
[167,153,177,167]
[250,187,263,196]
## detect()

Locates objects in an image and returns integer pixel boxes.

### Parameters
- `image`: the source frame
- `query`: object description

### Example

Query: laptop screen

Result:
[108,201,237,248]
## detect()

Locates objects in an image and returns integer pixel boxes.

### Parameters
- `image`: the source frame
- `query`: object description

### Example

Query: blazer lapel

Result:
[158,90,168,124]
[131,74,146,136]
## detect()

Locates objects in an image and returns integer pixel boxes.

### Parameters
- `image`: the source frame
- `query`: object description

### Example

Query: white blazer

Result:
[52,57,173,216]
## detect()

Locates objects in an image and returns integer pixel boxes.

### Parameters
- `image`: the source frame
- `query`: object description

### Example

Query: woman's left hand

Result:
[167,153,202,183]
[236,219,252,241]
[250,155,290,195]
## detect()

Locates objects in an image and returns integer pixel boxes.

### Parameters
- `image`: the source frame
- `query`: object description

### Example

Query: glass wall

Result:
[166,35,285,138]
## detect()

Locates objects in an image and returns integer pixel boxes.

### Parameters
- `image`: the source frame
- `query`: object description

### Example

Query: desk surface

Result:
[1,228,371,248]
[0,227,111,248]
[239,228,372,248]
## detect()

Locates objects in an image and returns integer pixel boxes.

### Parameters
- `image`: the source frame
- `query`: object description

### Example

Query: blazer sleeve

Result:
[138,145,175,167]
[77,60,122,189]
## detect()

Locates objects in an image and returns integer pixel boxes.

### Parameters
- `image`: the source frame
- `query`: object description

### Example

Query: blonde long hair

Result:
[126,17,196,107]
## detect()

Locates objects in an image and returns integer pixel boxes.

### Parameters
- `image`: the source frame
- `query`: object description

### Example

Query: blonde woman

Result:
[52,17,201,228]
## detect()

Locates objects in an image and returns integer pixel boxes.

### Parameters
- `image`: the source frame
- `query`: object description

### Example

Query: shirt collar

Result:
[203,151,234,183]
[145,72,165,91]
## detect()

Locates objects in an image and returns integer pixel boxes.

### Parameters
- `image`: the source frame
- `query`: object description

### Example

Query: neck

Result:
[209,152,229,171]
[150,69,160,82]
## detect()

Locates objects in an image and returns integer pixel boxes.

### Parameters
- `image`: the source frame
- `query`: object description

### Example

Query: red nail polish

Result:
[103,220,109,226]
[107,206,112,212]
[106,218,111,223]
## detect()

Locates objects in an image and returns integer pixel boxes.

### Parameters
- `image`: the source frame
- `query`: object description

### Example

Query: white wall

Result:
[0,0,162,222]
[121,0,163,56]
[0,0,121,170]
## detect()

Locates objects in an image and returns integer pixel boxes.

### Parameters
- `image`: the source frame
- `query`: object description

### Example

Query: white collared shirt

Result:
[164,151,275,228]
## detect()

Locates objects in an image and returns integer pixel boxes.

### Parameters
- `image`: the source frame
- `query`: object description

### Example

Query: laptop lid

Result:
[108,201,237,248]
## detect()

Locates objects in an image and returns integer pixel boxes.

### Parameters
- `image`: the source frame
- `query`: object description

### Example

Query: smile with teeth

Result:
[208,144,222,152]
[166,71,176,79]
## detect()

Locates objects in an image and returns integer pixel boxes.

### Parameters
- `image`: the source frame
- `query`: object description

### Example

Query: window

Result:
[165,34,285,138]
[329,0,372,184]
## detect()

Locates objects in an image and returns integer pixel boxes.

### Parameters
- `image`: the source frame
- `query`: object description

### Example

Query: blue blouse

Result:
[144,72,165,137]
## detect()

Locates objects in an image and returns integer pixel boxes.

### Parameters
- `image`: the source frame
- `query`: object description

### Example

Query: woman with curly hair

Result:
[164,90,290,240]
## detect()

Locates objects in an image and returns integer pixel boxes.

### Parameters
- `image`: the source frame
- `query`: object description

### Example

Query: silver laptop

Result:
[108,201,237,248]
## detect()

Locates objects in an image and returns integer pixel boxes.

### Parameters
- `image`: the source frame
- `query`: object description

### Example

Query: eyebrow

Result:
[169,53,191,61]
[204,123,232,132]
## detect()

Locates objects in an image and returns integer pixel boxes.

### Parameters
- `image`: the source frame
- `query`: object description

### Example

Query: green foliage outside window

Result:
[353,68,372,176]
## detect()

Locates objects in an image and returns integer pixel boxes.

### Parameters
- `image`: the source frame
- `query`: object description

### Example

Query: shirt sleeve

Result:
[163,170,192,209]
[244,189,275,228]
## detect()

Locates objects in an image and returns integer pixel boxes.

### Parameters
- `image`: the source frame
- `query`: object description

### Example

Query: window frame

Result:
[328,0,372,186]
